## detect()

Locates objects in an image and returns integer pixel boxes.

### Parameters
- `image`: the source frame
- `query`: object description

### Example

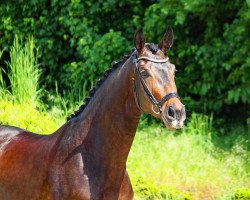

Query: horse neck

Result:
[68,56,141,176]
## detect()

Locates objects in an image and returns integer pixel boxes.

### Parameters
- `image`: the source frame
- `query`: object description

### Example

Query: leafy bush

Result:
[0,0,137,95]
[143,0,250,117]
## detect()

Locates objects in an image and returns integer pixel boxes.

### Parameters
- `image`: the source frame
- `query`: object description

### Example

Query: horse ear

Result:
[158,26,174,54]
[134,29,146,53]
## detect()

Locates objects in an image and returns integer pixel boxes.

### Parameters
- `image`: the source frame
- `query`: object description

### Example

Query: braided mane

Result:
[67,44,160,121]
[67,53,131,121]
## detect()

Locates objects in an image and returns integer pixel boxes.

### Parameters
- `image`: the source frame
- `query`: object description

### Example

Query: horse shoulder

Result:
[48,147,91,200]
[48,127,91,199]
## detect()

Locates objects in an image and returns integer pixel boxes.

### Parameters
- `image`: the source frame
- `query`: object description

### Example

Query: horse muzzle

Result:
[161,103,186,129]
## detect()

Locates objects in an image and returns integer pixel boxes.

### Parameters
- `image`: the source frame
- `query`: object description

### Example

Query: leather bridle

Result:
[132,52,179,114]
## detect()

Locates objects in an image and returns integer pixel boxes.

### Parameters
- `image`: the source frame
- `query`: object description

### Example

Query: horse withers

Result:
[0,27,186,200]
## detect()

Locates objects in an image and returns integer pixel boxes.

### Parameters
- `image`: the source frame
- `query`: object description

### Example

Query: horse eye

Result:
[140,70,149,78]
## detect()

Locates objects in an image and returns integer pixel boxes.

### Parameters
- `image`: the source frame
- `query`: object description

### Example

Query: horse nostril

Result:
[168,106,176,119]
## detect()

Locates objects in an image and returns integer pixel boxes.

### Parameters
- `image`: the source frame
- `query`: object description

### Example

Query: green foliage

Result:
[143,0,250,115]
[6,35,41,105]
[80,29,130,85]
[0,99,62,134]
[0,0,249,119]
[233,188,250,200]
[0,0,140,96]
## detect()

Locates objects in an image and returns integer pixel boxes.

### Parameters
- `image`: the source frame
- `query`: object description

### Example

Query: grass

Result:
[0,49,8,97]
[0,36,64,134]
[127,114,250,199]
[0,99,62,134]
[7,35,41,105]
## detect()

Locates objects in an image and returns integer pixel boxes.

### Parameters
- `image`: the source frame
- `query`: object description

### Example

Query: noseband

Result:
[132,52,179,114]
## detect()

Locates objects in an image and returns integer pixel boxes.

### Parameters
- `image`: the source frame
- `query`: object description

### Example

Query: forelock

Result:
[146,43,160,54]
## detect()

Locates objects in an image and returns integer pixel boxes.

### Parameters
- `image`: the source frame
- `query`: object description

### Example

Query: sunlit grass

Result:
[0,99,62,134]
[127,114,250,199]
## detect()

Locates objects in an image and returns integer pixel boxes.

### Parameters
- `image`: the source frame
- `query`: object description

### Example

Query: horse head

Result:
[133,27,186,129]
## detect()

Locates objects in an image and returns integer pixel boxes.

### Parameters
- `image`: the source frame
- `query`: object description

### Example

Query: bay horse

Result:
[0,27,186,200]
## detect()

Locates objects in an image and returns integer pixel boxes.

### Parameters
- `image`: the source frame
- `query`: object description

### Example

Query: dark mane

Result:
[67,44,159,121]
[67,53,131,121]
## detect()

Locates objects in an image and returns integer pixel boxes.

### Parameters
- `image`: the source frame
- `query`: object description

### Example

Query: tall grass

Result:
[7,35,41,105]
[0,35,84,122]
[186,113,213,137]
[0,69,5,93]
[45,81,88,120]
[127,114,250,199]
[0,49,7,96]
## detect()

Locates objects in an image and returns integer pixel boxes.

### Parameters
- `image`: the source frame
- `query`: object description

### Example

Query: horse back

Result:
[0,124,24,143]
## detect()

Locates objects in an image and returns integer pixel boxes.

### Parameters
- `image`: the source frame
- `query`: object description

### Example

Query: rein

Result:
[132,52,179,114]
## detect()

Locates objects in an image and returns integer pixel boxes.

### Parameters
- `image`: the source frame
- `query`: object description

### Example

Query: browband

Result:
[137,57,169,63]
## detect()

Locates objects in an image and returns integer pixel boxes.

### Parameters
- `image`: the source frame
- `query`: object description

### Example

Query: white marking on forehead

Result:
[165,62,171,82]
[153,62,171,86]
